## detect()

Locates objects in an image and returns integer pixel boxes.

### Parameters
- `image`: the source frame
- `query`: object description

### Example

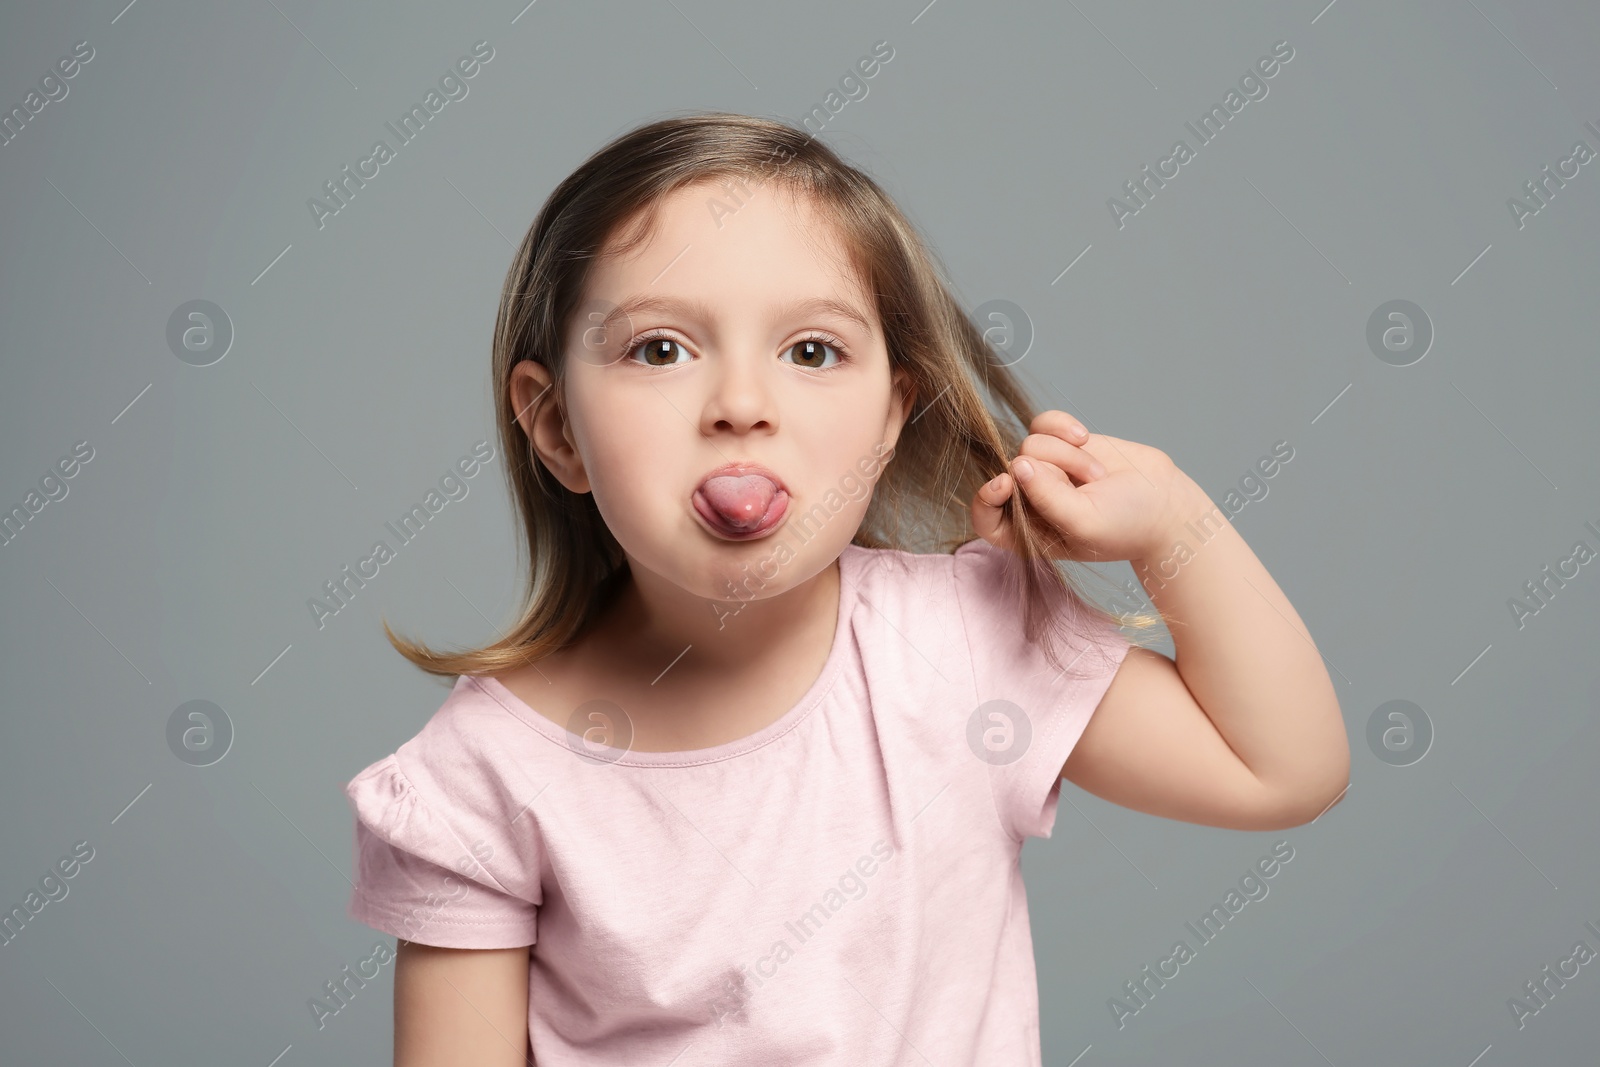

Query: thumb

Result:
[971,470,1016,550]
[1010,456,1094,546]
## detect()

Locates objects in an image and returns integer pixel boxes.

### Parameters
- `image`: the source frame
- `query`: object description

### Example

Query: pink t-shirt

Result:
[343,537,1132,1064]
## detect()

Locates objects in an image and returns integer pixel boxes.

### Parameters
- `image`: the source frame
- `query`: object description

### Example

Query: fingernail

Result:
[985,474,1005,492]
[1090,461,1107,478]
[1073,424,1088,439]
[1013,458,1034,482]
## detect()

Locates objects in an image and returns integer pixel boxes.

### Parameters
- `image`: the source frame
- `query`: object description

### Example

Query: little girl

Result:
[343,112,1349,1065]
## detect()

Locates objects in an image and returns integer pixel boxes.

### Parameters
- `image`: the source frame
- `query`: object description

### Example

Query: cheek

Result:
[565,382,693,539]
[797,409,890,507]
[810,385,890,463]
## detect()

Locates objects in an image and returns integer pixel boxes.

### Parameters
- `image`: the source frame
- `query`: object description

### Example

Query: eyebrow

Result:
[606,294,876,337]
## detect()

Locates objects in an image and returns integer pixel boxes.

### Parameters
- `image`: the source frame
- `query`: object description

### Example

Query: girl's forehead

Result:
[585,185,875,321]
[618,180,845,261]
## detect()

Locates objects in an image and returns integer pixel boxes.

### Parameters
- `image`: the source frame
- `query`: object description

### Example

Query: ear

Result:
[883,365,918,449]
[509,359,590,494]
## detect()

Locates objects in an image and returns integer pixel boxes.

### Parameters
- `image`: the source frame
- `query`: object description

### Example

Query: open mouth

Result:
[692,467,790,540]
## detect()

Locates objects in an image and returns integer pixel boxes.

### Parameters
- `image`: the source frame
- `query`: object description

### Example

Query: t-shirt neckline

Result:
[469,543,864,768]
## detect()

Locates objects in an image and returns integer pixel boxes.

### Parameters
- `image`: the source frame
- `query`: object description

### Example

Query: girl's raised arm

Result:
[973,413,1349,831]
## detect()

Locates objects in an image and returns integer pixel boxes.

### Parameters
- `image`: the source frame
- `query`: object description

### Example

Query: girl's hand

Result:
[970,411,1196,563]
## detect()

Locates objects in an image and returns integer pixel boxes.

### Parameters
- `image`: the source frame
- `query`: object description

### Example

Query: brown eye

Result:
[783,338,843,370]
[627,336,690,367]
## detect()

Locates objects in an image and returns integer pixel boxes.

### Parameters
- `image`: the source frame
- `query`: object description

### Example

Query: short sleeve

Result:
[343,753,541,949]
[951,538,1133,843]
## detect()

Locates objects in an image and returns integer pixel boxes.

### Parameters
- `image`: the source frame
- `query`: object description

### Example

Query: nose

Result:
[698,348,777,437]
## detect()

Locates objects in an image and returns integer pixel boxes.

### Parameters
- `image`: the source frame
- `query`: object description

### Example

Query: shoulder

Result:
[408,675,522,767]
[837,540,974,689]
[942,537,1132,688]
[343,676,544,897]
[842,537,1042,628]
[841,538,965,596]
[345,676,535,841]
[946,538,1119,632]
[839,540,970,629]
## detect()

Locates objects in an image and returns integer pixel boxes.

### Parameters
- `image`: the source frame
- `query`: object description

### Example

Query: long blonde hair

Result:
[384,111,1162,680]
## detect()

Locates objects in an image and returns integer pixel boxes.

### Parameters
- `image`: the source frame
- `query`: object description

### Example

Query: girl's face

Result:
[516,180,914,604]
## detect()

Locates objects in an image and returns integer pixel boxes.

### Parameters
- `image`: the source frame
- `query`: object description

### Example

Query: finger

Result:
[1019,432,1107,484]
[1011,455,1096,539]
[971,470,1016,549]
[1029,410,1089,443]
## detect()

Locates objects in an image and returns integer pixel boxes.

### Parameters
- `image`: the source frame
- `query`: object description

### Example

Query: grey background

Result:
[2,0,1597,1063]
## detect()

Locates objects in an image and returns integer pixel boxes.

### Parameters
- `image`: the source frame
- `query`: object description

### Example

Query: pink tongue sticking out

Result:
[699,474,778,531]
